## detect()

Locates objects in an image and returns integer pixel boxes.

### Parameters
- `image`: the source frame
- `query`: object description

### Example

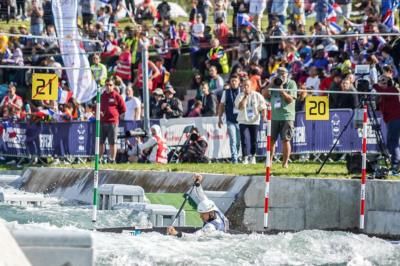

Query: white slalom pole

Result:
[264,104,272,228]
[92,85,101,224]
[360,105,368,229]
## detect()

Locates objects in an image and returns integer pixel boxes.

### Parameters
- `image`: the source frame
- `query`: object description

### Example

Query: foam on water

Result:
[1,187,400,266]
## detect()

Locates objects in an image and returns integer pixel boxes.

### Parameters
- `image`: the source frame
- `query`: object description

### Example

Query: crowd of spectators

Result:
[0,0,399,173]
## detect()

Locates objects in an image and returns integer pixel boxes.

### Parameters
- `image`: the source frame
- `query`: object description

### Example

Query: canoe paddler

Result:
[167,174,229,237]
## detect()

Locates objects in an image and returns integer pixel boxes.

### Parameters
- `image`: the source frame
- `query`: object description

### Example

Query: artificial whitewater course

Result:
[1,169,400,265]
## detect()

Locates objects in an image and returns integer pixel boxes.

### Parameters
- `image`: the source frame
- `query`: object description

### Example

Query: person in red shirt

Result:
[373,76,400,175]
[100,78,126,163]
[0,83,23,120]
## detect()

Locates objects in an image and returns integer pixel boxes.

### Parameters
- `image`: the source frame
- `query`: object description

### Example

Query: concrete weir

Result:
[16,167,400,239]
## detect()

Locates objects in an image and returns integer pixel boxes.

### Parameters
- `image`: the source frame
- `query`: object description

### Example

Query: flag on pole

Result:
[237,13,257,30]
[52,0,97,103]
[327,4,338,23]
[329,22,343,34]
[381,0,399,29]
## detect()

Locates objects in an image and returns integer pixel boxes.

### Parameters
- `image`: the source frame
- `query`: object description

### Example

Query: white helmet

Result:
[197,199,218,213]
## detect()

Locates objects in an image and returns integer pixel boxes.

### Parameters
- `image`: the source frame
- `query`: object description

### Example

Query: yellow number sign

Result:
[32,73,59,100]
[305,96,329,120]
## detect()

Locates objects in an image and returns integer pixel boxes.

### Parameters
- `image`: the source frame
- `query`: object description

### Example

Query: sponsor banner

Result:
[160,117,231,159]
[0,111,387,159]
[52,0,97,103]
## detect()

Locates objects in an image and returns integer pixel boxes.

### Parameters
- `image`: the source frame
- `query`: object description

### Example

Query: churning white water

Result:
[1,188,399,266]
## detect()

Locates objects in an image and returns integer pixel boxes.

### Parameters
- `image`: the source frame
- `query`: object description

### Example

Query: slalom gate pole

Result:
[92,85,101,224]
[264,104,272,228]
[360,105,368,230]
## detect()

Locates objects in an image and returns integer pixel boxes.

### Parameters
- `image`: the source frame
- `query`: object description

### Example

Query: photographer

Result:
[156,84,183,119]
[373,75,400,175]
[136,125,168,164]
[181,127,209,163]
[263,67,297,168]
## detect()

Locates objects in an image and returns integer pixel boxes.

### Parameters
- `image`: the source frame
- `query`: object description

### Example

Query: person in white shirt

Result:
[304,66,320,95]
[191,14,205,38]
[124,87,141,121]
[234,78,267,164]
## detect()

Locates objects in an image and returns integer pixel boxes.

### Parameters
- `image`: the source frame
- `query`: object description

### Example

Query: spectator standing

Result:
[208,65,224,96]
[43,0,54,30]
[16,0,26,20]
[218,74,241,163]
[263,67,297,168]
[373,76,400,175]
[150,88,164,118]
[100,78,126,163]
[207,38,230,75]
[91,54,108,87]
[337,0,352,19]
[0,83,23,120]
[248,0,267,31]
[235,78,267,164]
[29,0,44,38]
[157,84,183,119]
[124,86,141,121]
[80,0,96,29]
[115,42,132,85]
[271,0,289,25]
[200,82,218,116]
[314,0,333,23]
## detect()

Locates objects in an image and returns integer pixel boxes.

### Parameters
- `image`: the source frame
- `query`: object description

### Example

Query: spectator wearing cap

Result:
[91,54,108,87]
[124,86,141,121]
[373,75,400,175]
[100,78,126,163]
[263,67,297,168]
[156,84,183,119]
[0,83,23,120]
[150,88,165,119]
[48,57,62,79]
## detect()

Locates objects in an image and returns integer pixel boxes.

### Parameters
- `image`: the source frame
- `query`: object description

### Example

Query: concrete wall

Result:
[0,221,31,266]
[16,167,400,238]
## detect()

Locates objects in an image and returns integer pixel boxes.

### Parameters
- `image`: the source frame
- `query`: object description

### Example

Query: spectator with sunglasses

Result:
[100,78,126,163]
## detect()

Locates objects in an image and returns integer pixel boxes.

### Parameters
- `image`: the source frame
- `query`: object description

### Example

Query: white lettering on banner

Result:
[4,128,26,149]
[52,0,97,103]
[357,123,379,145]
[77,124,86,152]
[293,118,306,146]
[160,117,231,159]
[39,134,54,149]
[331,113,341,146]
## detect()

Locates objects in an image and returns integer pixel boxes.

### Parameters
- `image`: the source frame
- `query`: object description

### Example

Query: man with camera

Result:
[181,127,209,163]
[373,75,400,175]
[263,67,297,168]
[156,84,183,119]
[135,124,168,164]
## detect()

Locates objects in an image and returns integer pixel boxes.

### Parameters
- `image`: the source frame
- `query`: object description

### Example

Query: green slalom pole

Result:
[92,85,101,224]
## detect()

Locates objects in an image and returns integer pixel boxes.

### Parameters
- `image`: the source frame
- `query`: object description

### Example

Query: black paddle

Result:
[171,179,200,226]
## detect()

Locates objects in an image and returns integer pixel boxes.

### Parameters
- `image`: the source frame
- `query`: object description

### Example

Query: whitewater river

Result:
[1,191,400,265]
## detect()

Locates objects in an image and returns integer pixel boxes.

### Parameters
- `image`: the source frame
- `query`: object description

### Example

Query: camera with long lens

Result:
[189,132,199,142]
[355,65,371,92]
[274,77,283,87]
[118,128,147,139]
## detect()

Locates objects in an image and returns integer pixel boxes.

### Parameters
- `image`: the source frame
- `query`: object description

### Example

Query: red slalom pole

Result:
[360,105,368,229]
[264,104,272,228]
